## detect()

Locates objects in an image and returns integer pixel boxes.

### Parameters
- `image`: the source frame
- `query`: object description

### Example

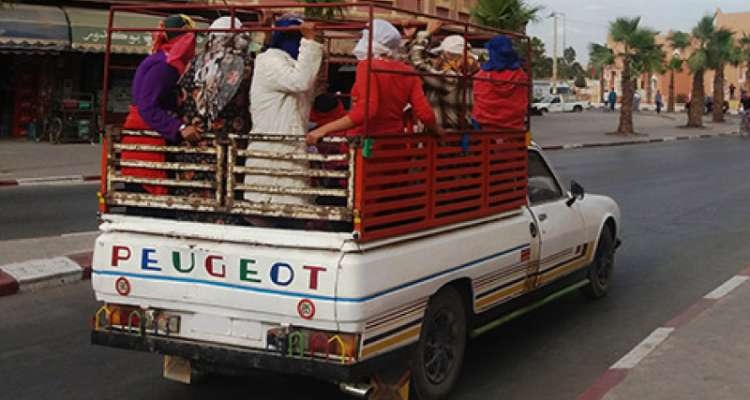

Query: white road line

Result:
[611,327,674,369]
[704,276,749,300]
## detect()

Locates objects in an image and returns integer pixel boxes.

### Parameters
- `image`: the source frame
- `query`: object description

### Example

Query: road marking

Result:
[16,175,85,186]
[704,276,749,300]
[611,327,674,369]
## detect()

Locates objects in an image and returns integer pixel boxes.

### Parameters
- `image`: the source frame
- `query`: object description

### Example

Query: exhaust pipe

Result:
[338,382,373,398]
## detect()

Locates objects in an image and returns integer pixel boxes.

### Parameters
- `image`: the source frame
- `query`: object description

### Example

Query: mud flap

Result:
[163,355,192,384]
[369,369,410,400]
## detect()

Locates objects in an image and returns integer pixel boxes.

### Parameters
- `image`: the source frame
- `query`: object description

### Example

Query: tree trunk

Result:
[668,69,676,113]
[745,63,750,92]
[600,67,606,104]
[646,73,653,105]
[713,65,725,123]
[617,62,634,134]
[687,70,704,128]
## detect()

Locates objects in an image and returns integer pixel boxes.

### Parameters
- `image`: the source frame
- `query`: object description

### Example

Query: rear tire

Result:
[573,105,583,113]
[411,286,467,400]
[581,226,616,299]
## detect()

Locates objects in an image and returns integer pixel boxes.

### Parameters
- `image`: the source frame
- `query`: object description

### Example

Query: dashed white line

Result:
[611,327,674,369]
[704,276,749,300]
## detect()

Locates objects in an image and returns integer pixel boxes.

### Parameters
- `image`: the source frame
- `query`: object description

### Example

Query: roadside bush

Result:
[675,93,688,104]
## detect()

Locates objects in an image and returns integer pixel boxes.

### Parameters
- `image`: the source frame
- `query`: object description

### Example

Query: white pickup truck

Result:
[90,143,620,400]
[532,95,591,114]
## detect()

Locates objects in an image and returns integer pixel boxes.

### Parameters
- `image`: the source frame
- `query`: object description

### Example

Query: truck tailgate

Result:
[92,231,342,325]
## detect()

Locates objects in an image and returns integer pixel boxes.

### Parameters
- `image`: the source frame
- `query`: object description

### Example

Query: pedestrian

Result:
[174,16,253,222]
[306,19,442,143]
[471,35,529,131]
[121,14,201,196]
[740,90,750,137]
[608,89,617,112]
[633,91,641,112]
[730,83,736,100]
[655,90,663,114]
[243,15,323,208]
[404,21,480,128]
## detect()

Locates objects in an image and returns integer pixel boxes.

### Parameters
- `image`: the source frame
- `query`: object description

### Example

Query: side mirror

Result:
[566,180,585,207]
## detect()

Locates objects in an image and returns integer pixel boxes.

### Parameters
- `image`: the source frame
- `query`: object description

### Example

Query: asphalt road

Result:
[2,137,750,399]
[0,183,98,240]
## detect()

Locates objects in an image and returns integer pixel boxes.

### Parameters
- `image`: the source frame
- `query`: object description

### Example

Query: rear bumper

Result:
[91,330,411,382]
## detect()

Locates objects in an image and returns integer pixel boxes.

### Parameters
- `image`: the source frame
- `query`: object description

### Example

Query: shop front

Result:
[0,4,158,142]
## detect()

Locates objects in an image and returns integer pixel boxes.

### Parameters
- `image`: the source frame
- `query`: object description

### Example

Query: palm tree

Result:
[740,34,750,91]
[666,31,690,112]
[686,16,714,128]
[471,0,543,32]
[609,17,662,134]
[588,43,615,104]
[707,28,736,123]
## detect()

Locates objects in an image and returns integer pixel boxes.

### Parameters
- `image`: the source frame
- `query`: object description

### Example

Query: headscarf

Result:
[269,16,303,59]
[481,35,522,72]
[190,17,250,121]
[151,14,197,75]
[352,19,402,61]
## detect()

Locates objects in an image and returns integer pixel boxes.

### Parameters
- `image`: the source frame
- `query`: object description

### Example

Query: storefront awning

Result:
[0,4,69,53]
[65,7,163,54]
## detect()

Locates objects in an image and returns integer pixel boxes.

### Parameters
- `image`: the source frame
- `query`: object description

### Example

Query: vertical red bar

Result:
[426,138,435,223]
[98,8,116,214]
[363,4,373,138]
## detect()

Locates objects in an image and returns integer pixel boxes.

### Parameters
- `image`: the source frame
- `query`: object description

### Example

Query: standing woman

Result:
[174,16,253,211]
[243,16,323,206]
[121,14,201,195]
[306,19,443,142]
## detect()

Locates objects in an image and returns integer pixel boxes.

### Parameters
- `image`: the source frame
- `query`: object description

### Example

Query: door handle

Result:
[538,213,548,222]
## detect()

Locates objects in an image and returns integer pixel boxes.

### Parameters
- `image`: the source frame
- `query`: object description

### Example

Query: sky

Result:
[526,0,750,64]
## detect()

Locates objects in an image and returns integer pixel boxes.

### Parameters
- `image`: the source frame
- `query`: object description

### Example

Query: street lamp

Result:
[547,12,566,94]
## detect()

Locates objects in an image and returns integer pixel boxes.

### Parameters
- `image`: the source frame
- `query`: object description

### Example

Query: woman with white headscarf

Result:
[306,19,442,144]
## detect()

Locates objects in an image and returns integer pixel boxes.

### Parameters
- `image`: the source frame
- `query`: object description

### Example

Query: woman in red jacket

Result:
[305,19,443,144]
[472,35,529,131]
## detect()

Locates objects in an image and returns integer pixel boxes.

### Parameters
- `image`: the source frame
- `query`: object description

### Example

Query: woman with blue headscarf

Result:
[243,16,323,206]
[472,35,529,131]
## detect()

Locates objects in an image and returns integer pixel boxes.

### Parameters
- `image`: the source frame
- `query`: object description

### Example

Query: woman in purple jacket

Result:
[121,14,200,195]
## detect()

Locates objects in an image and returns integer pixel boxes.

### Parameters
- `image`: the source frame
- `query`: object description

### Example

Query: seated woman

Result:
[243,16,323,207]
[471,36,529,131]
[174,16,253,222]
[121,14,201,196]
[306,19,443,143]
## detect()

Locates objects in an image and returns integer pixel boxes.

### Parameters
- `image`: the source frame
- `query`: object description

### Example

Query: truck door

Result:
[526,149,587,288]
[549,96,563,112]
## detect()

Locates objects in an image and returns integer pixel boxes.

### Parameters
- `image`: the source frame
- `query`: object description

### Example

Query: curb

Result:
[0,252,93,297]
[577,265,750,400]
[541,131,738,151]
[0,175,100,188]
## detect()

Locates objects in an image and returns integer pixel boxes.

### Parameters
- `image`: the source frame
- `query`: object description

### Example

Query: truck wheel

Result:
[411,286,466,400]
[581,226,615,299]
[541,108,549,114]
[573,105,583,113]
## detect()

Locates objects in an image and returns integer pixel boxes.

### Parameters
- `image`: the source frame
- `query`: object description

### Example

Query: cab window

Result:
[528,150,563,204]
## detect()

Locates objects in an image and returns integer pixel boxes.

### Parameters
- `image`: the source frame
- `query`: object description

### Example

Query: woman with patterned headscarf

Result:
[242,15,323,208]
[173,17,254,219]
[121,14,199,196]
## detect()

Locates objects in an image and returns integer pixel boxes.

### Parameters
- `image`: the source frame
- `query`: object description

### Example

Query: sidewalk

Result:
[0,233,97,296]
[532,111,739,149]
[581,266,750,400]
[0,139,101,185]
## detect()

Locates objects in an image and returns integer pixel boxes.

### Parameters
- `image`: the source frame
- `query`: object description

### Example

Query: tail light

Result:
[266,326,360,364]
[92,304,180,335]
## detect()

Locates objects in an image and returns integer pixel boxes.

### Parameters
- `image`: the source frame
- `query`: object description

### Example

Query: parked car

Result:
[532,95,590,114]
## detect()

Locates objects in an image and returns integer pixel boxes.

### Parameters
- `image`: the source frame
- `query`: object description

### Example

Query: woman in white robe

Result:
[243,16,323,205]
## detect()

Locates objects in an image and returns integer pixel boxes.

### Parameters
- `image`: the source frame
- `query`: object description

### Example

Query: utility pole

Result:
[551,13,558,94]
